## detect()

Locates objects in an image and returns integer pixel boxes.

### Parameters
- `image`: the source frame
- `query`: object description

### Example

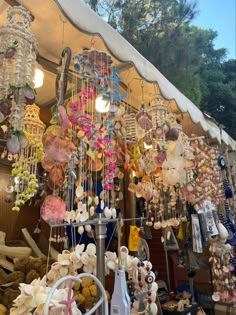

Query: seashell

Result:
[78,225,84,235]
[153,221,162,230]
[75,243,85,255]
[100,199,105,210]
[23,284,34,296]
[186,183,194,192]
[212,292,220,302]
[89,254,97,267]
[94,196,99,205]
[87,196,92,205]
[132,257,140,268]
[76,186,84,198]
[151,281,158,292]
[151,291,157,302]
[83,263,93,274]
[60,259,71,266]
[59,267,69,277]
[80,211,89,222]
[89,206,95,216]
[107,259,116,270]
[106,251,117,260]
[85,224,92,232]
[82,203,87,212]
[100,190,106,200]
[217,222,229,241]
[120,246,129,255]
[7,134,20,154]
[148,302,158,315]
[81,252,89,265]
[126,256,133,269]
[111,208,117,218]
[51,262,60,269]
[104,207,112,219]
[86,243,96,255]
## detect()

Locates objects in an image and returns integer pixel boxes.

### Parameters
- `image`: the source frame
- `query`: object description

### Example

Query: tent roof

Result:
[1,0,235,150]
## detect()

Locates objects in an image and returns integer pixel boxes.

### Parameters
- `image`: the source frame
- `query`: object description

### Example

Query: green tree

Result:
[200,57,236,138]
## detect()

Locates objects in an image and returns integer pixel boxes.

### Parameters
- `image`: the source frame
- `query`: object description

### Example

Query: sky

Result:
[193,0,236,59]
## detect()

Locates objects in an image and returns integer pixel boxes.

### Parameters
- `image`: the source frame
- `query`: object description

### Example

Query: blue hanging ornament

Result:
[223,179,233,199]
[218,154,226,169]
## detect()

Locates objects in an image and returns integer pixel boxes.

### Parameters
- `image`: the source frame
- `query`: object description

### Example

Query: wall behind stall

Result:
[147,229,175,290]
[0,163,39,241]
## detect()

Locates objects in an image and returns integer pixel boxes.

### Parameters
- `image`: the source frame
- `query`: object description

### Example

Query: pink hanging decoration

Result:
[41,195,66,223]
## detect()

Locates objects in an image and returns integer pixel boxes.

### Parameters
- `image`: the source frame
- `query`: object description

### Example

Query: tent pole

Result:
[96,213,107,315]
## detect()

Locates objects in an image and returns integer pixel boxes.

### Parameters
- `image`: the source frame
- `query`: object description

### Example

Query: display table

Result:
[162,303,199,315]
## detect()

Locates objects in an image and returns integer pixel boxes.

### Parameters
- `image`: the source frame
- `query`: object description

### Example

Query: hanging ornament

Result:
[148,95,169,150]
[136,104,152,131]
[11,104,45,211]
[0,6,37,131]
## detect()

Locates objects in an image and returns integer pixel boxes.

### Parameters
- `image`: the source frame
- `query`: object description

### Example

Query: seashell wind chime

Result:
[11,104,45,211]
[148,95,169,150]
[0,6,37,132]
[40,48,127,234]
[0,6,43,211]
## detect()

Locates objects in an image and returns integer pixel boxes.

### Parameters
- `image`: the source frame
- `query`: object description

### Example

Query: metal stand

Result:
[96,213,107,315]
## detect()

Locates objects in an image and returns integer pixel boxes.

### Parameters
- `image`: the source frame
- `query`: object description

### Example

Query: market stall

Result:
[0,1,235,315]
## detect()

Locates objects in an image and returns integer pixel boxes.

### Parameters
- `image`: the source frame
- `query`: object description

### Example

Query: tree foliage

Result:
[84,0,236,139]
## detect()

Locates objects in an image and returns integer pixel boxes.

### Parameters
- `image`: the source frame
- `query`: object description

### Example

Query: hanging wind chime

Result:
[0,6,37,133]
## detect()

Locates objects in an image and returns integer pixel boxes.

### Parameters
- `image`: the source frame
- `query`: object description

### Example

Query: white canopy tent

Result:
[0,0,235,150]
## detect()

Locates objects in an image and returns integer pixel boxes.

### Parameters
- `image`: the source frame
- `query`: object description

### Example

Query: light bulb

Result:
[33,67,44,88]
[95,95,110,113]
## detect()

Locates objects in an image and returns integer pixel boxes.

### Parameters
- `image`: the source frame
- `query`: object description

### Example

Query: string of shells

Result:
[0,5,37,131]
